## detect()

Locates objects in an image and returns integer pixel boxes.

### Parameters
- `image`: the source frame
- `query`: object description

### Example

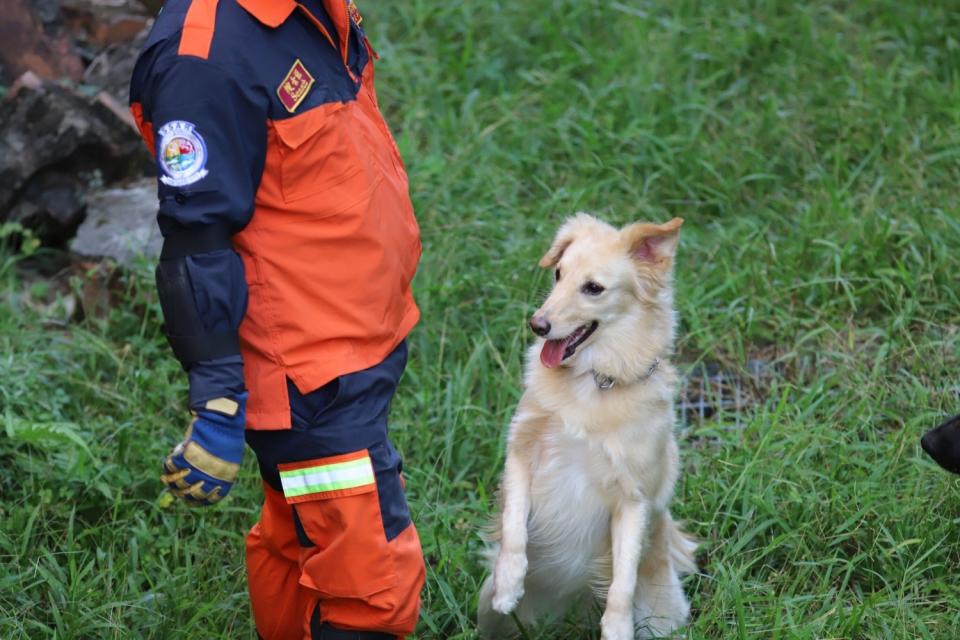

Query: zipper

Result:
[295,2,359,84]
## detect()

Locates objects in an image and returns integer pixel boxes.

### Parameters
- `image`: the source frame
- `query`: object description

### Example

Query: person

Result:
[128,0,425,637]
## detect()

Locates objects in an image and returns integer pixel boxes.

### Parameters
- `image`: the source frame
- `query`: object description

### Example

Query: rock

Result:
[27,0,61,27]
[74,258,124,320]
[7,172,87,246]
[0,73,152,244]
[0,0,84,83]
[82,26,148,103]
[70,178,161,266]
[13,254,128,324]
[94,88,137,130]
[10,258,83,326]
[9,69,44,93]
[96,14,149,47]
[61,0,150,62]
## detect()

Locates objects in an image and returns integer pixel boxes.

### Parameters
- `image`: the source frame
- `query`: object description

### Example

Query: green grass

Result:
[2,0,960,637]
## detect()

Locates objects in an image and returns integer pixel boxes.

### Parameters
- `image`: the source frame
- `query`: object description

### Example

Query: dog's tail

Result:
[665,514,698,576]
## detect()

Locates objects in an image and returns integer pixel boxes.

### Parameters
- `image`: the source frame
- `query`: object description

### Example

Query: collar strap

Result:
[592,358,661,391]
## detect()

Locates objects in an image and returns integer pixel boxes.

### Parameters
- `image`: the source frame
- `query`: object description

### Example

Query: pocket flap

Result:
[272,102,344,150]
[278,450,376,504]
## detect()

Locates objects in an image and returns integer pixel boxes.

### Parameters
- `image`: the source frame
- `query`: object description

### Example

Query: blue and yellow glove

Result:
[161,393,247,506]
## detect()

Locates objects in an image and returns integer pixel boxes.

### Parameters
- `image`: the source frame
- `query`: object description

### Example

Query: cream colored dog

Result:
[477,214,697,640]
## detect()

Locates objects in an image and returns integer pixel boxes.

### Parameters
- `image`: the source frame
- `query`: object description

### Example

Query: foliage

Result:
[1,0,959,637]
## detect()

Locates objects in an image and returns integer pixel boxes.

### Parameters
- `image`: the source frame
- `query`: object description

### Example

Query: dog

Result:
[477,213,697,640]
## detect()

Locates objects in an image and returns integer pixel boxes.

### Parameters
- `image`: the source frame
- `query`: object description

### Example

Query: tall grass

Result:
[1,0,959,637]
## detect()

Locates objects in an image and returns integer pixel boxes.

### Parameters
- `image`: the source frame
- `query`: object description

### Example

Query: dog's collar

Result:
[592,358,661,391]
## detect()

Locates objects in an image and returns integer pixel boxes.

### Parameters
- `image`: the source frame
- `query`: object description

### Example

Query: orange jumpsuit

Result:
[130,0,425,636]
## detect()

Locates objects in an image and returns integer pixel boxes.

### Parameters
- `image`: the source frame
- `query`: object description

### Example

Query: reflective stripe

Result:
[279,455,375,498]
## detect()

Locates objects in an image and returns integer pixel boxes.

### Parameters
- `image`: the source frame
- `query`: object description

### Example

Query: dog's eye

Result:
[555,268,561,282]
[581,281,605,296]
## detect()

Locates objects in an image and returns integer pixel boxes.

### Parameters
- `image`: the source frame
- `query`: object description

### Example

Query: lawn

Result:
[2,0,960,638]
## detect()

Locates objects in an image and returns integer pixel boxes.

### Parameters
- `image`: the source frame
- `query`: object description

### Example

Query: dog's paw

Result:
[600,609,634,640]
[491,550,527,614]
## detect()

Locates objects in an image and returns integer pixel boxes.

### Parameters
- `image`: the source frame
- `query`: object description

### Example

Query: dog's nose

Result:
[529,316,551,337]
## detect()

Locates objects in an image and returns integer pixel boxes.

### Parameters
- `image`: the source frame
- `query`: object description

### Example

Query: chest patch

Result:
[277,59,315,113]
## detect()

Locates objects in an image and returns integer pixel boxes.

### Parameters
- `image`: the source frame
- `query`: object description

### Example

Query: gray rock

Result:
[7,172,87,245]
[0,0,85,83]
[82,26,148,103]
[0,78,146,209]
[70,177,160,266]
[0,73,151,245]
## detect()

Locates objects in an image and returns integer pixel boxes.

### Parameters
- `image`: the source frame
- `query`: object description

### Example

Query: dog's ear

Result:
[539,237,572,268]
[539,213,598,268]
[622,217,684,266]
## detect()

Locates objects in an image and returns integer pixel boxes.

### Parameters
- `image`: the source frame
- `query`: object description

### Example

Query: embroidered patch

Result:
[157,120,208,187]
[348,0,362,25]
[277,59,315,113]
[278,451,376,503]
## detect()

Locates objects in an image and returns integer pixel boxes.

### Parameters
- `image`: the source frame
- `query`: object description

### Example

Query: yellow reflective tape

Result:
[204,397,239,417]
[183,441,239,482]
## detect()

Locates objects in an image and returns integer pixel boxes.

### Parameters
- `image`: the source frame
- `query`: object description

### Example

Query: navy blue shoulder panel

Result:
[149,0,193,43]
[129,3,188,105]
[132,0,370,120]
[131,0,257,107]
[203,0,266,73]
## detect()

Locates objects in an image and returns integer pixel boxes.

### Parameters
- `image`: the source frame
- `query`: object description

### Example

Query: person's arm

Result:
[138,53,266,505]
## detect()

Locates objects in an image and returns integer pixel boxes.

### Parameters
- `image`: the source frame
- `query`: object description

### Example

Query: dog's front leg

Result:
[602,498,651,640]
[491,441,532,614]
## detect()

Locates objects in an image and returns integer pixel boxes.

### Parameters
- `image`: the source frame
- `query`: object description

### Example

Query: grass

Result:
[2,0,960,637]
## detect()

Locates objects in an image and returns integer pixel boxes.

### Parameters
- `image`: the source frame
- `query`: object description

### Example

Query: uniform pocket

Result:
[278,450,399,598]
[272,103,373,208]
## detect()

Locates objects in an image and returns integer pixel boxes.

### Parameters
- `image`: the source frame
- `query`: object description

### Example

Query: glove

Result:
[161,392,247,506]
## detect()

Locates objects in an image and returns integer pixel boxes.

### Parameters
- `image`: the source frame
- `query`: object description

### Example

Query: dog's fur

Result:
[477,214,697,640]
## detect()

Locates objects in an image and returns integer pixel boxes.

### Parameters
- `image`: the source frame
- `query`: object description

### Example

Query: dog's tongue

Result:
[540,339,566,368]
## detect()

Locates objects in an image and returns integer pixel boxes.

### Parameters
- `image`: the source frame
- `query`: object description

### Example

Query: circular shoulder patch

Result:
[157,120,209,187]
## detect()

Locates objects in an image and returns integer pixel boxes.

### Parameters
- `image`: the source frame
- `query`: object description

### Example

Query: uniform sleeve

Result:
[143,54,267,408]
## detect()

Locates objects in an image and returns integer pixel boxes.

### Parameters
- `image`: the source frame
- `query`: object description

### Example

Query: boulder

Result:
[82,26,149,103]
[60,0,152,62]
[70,178,160,266]
[0,0,84,84]
[6,172,87,246]
[0,72,152,245]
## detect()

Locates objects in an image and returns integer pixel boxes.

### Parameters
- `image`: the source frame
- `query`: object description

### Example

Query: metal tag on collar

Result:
[593,357,661,391]
[594,372,616,390]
